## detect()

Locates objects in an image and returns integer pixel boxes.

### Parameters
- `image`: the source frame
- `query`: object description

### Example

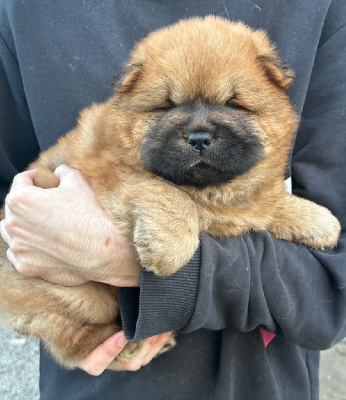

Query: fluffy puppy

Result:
[0,16,340,369]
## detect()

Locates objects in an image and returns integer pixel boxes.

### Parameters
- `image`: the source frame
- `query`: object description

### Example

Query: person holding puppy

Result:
[1,1,345,399]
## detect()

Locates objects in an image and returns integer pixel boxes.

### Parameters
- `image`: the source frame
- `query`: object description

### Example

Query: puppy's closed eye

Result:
[225,97,250,112]
[150,99,176,112]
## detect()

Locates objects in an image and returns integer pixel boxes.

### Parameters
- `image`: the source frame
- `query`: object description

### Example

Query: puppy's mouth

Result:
[141,135,263,188]
[181,160,229,187]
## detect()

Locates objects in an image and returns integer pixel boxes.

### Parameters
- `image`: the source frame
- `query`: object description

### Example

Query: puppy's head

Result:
[114,17,298,190]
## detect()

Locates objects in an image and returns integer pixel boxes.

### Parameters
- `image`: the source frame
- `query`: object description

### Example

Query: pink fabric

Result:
[259,327,276,348]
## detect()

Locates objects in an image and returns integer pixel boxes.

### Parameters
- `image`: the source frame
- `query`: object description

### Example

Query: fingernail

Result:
[117,332,128,348]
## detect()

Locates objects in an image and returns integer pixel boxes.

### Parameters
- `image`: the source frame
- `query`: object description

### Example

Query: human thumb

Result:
[54,164,86,186]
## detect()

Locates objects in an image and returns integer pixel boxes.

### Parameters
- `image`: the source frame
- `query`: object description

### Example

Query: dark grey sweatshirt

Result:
[0,1,345,399]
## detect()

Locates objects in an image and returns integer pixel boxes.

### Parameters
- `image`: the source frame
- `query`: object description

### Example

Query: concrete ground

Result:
[0,324,39,400]
[320,339,346,400]
[0,322,345,400]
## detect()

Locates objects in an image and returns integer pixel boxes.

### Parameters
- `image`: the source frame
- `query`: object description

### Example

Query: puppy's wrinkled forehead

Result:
[118,16,295,112]
[130,18,264,102]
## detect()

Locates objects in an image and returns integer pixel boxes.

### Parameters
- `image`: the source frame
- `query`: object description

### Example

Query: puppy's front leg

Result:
[123,180,199,276]
[268,193,341,249]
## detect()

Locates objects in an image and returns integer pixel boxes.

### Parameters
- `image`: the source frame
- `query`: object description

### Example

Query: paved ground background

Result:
[0,323,39,400]
[0,321,345,399]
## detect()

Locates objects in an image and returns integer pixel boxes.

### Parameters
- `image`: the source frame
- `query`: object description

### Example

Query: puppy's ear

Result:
[113,63,143,93]
[257,55,296,90]
[252,30,295,90]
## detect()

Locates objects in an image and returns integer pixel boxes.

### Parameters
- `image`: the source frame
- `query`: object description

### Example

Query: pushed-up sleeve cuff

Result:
[118,247,200,342]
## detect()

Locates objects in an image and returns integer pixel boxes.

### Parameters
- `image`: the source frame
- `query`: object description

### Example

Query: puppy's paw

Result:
[109,340,145,367]
[157,333,177,355]
[133,213,199,276]
[269,194,341,250]
[296,210,341,250]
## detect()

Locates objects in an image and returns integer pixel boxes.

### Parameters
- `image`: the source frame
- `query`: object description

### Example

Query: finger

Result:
[54,164,79,180]
[41,268,88,286]
[0,219,11,245]
[4,241,87,284]
[6,248,18,268]
[6,171,41,214]
[79,331,128,376]
[4,201,12,218]
[142,332,173,366]
[54,164,88,191]
[6,248,39,278]
[10,170,37,191]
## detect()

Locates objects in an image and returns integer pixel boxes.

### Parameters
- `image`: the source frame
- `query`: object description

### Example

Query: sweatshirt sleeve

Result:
[0,27,40,205]
[119,13,346,350]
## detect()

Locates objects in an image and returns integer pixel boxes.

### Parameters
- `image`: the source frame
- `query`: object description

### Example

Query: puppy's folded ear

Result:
[113,63,143,93]
[257,55,296,90]
[252,30,295,90]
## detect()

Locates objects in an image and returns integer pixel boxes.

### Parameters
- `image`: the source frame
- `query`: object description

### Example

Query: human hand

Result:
[79,331,173,376]
[0,165,141,286]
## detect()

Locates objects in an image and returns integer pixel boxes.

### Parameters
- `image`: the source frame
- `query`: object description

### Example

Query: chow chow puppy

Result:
[0,16,340,369]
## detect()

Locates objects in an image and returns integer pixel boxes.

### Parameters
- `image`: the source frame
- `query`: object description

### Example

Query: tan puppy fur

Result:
[0,17,340,369]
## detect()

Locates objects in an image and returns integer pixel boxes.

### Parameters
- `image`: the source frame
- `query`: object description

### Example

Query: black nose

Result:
[187,132,213,153]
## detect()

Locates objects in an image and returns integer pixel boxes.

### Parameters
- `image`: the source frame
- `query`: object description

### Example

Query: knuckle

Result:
[4,216,20,234]
[5,193,17,210]
[9,239,22,254]
[6,190,28,211]
[11,173,22,186]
